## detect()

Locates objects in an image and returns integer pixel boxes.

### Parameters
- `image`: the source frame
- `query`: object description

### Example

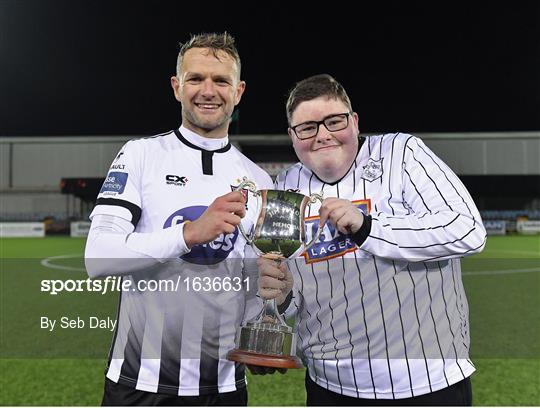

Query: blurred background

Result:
[1,0,539,236]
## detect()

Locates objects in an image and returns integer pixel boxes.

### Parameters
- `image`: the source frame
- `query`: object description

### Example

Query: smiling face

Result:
[289,96,359,183]
[171,47,245,138]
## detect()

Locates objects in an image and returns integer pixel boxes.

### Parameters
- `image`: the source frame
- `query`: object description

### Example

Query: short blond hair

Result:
[175,32,241,78]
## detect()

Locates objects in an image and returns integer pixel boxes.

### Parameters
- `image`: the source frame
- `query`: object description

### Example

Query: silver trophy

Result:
[227,177,323,368]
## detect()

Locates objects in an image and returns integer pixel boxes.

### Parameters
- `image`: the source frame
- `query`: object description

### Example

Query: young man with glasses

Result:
[258,74,486,405]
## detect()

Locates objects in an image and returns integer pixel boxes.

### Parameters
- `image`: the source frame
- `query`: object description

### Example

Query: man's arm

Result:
[84,214,190,278]
[85,191,247,278]
[319,136,486,262]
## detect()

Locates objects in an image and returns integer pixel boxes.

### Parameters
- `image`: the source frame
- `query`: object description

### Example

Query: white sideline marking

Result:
[481,249,540,257]
[39,254,540,277]
[462,267,540,276]
[40,254,85,272]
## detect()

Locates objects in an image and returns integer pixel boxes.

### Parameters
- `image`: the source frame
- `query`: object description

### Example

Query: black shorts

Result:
[101,378,248,406]
[305,373,472,406]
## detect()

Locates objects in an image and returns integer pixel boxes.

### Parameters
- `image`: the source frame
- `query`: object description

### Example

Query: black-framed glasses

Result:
[290,112,351,140]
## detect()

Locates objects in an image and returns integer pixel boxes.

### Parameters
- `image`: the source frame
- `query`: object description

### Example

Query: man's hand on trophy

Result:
[183,191,246,248]
[257,258,293,305]
[246,365,288,375]
[318,197,364,235]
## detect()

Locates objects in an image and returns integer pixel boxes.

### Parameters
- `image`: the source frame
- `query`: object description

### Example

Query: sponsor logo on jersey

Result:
[110,164,125,170]
[99,172,128,195]
[302,199,371,263]
[166,174,188,186]
[286,188,301,193]
[361,158,383,182]
[164,206,238,265]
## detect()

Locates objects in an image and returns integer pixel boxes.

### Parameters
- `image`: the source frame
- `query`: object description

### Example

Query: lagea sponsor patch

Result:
[302,199,371,263]
[99,172,128,194]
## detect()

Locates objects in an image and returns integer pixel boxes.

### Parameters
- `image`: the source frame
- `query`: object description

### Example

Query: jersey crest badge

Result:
[361,158,383,182]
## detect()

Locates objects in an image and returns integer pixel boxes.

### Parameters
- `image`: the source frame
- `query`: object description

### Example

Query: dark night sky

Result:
[1,1,539,136]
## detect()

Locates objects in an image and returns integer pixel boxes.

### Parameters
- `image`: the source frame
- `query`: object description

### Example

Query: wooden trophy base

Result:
[227,349,303,369]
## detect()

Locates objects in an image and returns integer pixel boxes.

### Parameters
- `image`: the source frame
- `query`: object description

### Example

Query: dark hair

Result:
[286,74,352,124]
[176,32,241,78]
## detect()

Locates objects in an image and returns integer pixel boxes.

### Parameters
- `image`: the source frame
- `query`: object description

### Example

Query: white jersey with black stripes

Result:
[276,133,486,399]
[85,125,273,396]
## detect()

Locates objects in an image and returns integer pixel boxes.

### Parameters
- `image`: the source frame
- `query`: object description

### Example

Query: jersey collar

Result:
[173,127,232,176]
[175,125,231,152]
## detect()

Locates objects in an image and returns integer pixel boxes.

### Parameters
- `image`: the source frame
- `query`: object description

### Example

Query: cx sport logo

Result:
[166,174,188,186]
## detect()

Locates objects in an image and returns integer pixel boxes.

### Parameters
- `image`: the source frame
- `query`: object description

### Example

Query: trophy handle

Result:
[235,177,260,245]
[303,193,324,250]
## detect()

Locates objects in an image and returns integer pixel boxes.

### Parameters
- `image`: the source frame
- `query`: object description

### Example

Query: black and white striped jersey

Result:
[276,133,486,399]
[86,126,273,396]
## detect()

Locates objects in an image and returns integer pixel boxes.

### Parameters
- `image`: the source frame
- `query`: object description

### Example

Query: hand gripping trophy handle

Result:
[235,179,259,247]
[227,177,324,369]
[302,192,324,250]
[235,178,324,257]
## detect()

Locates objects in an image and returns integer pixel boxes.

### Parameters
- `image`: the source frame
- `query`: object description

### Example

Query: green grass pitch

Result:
[0,235,538,406]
